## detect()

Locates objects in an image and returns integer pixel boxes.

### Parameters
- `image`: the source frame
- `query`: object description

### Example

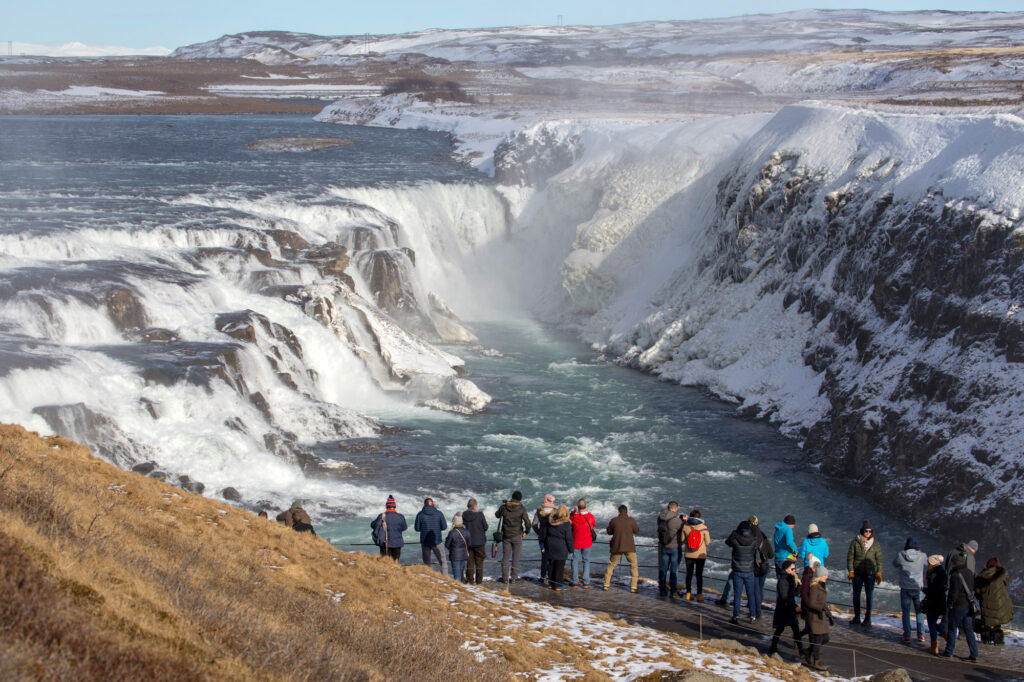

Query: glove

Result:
[876,573,882,583]
[848,571,855,579]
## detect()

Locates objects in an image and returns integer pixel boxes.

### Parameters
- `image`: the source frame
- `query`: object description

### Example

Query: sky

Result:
[5,0,1024,54]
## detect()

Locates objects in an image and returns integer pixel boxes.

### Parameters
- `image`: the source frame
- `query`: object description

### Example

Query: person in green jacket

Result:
[846,520,883,627]
[494,490,531,582]
[975,557,1013,645]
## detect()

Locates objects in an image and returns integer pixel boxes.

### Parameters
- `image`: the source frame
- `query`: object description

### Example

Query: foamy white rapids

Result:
[0,181,514,511]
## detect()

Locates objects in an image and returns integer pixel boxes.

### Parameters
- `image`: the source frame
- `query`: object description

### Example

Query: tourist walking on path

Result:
[371,495,407,560]
[975,556,1013,645]
[540,505,574,589]
[799,523,829,565]
[725,519,758,624]
[940,552,979,661]
[767,558,805,659]
[532,493,556,582]
[892,536,927,643]
[494,491,531,582]
[603,505,640,592]
[277,500,316,535]
[569,498,595,588]
[923,554,948,655]
[462,498,489,584]
[748,515,773,619]
[847,520,883,626]
[656,501,683,596]
[414,497,448,575]
[445,512,472,582]
[682,509,710,602]
[803,565,832,672]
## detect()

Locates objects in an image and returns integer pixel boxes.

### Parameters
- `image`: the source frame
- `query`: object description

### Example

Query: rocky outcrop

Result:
[494,122,583,186]
[104,286,148,333]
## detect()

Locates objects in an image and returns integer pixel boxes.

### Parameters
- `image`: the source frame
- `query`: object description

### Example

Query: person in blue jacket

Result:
[371,494,408,560]
[774,514,798,576]
[415,497,448,575]
[799,523,830,567]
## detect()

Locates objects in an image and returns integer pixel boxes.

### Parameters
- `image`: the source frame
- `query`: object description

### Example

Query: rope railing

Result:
[327,538,1024,611]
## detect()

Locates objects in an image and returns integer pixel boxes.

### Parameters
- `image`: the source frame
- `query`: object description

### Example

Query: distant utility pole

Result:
[7,41,12,56]
[364,33,369,55]
[557,15,564,27]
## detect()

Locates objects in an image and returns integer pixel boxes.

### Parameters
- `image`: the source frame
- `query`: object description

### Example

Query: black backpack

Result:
[657,515,677,546]
[753,534,772,577]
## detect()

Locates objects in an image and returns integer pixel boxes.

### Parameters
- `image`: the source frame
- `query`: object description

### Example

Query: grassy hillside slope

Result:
[0,424,805,681]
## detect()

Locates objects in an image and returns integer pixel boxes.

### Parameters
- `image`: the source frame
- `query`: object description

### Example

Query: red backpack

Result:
[686,527,703,551]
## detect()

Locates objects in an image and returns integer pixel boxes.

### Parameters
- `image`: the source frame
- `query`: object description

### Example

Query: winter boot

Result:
[812,659,828,672]
[928,640,939,655]
[766,636,780,656]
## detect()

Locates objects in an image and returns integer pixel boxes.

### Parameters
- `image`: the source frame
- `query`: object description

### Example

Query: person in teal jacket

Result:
[799,523,830,566]
[773,515,798,570]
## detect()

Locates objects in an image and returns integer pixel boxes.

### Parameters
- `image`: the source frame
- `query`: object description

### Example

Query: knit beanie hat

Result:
[814,565,829,579]
[808,523,819,534]
[967,540,979,553]
[784,514,796,525]
[543,494,555,508]
[748,515,759,526]
[905,536,919,551]
[512,490,523,501]
[860,520,872,534]
[985,556,1001,569]
[805,553,819,569]
[290,500,303,509]
[386,495,396,511]
[453,511,464,526]
[928,554,943,566]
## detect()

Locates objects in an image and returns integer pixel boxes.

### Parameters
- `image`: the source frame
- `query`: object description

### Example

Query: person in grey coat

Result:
[444,512,472,582]
[414,497,448,575]
[892,536,927,642]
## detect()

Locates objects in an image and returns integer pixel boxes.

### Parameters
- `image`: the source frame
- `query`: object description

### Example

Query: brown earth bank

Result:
[0,423,816,681]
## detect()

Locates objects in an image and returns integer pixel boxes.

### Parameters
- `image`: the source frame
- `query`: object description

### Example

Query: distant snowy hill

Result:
[9,41,171,58]
[172,10,1024,66]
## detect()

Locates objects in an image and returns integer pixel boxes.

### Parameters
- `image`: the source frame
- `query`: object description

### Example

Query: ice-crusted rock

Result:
[408,374,492,414]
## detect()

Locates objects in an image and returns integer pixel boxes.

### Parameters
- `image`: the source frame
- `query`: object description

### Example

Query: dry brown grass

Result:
[0,423,510,681]
[0,424,799,681]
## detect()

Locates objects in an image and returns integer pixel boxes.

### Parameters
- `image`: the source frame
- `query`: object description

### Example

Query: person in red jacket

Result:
[569,498,596,588]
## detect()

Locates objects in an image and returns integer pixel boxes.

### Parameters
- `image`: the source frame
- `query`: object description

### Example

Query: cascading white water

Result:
[0,115,516,514]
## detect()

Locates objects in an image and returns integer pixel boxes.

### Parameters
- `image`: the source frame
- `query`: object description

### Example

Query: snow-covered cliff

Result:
[488,103,1024,591]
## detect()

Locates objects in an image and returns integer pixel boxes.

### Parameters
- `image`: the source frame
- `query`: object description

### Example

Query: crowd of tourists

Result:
[271,493,1015,671]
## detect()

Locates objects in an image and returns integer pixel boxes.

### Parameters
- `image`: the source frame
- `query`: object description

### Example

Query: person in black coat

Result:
[539,505,574,590]
[767,559,805,658]
[940,553,979,661]
[922,554,947,654]
[461,498,489,584]
[725,520,758,624]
